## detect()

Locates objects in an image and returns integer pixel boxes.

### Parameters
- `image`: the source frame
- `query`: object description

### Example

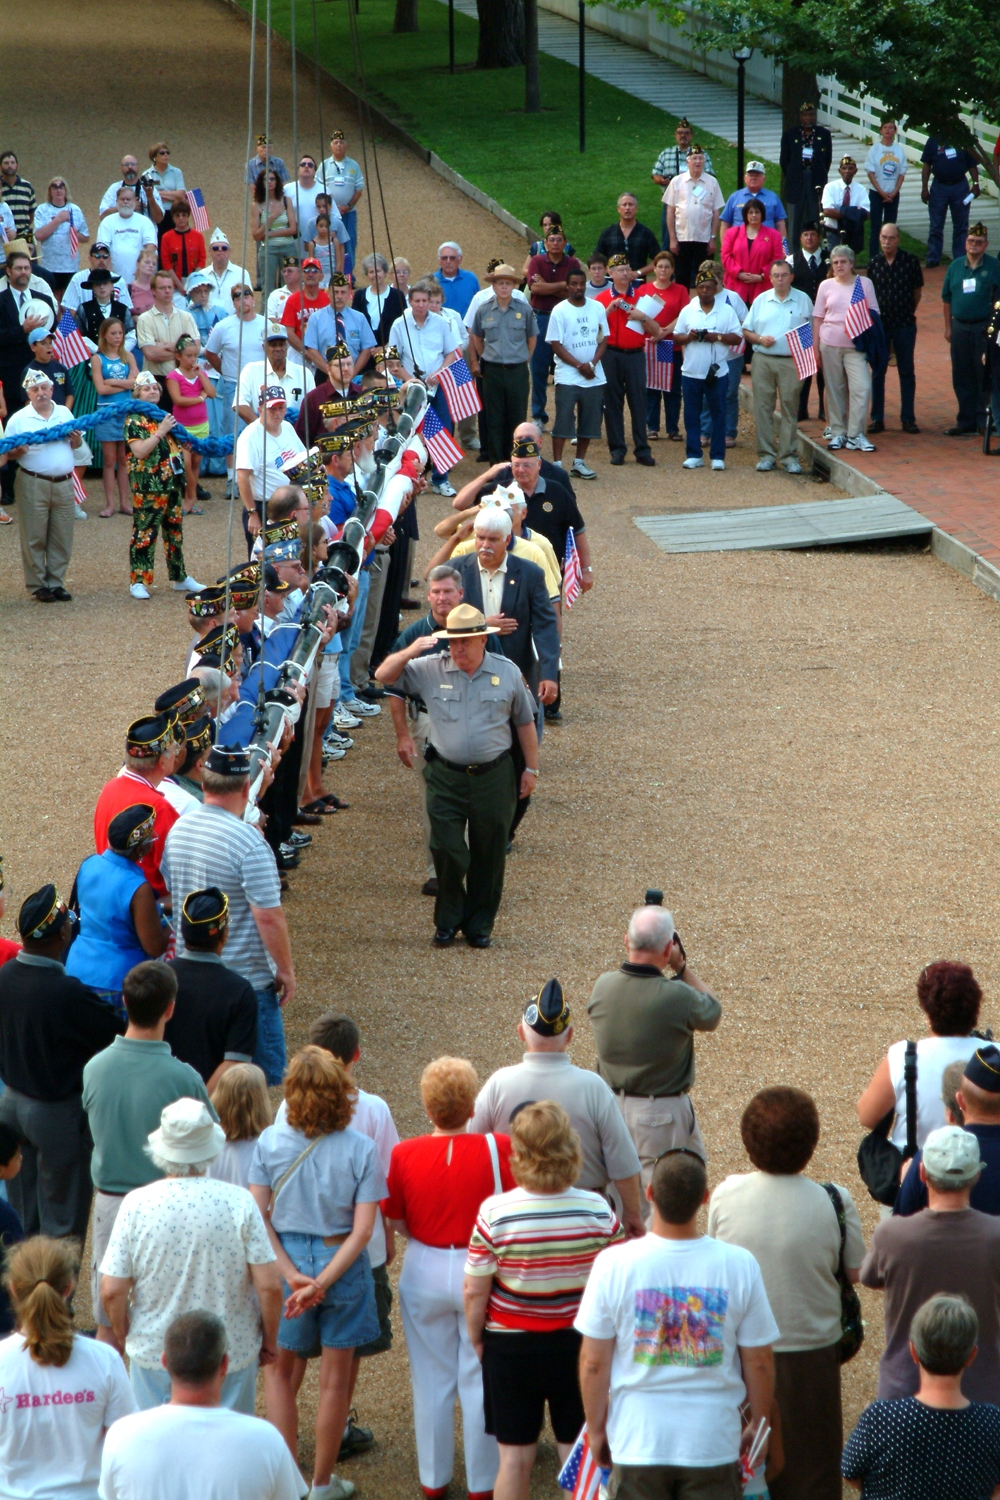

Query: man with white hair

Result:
[434,240,479,317]
[428,485,562,604]
[200,229,251,312]
[3,366,80,602]
[588,903,721,1222]
[99,186,158,284]
[100,1096,282,1412]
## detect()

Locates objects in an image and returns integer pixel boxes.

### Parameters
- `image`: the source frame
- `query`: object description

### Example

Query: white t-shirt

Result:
[0,1333,136,1500]
[574,1233,779,1468]
[4,403,76,477]
[207,1138,259,1189]
[864,141,908,196]
[282,179,325,229]
[236,359,314,417]
[234,420,307,504]
[887,1035,979,1151]
[99,212,158,284]
[99,1176,275,1371]
[545,298,610,387]
[672,300,744,379]
[463,283,530,331]
[206,314,266,383]
[99,1405,307,1500]
[820,179,870,231]
[707,1173,866,1351]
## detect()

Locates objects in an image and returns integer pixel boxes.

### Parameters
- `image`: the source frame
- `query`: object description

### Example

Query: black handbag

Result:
[821,1181,864,1363]
[856,1040,917,1206]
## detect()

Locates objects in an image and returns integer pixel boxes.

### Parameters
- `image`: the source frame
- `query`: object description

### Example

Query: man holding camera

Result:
[588,901,721,1224]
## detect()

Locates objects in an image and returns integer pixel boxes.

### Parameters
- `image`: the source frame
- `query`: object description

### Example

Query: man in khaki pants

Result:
[3,369,80,602]
[587,903,721,1224]
[742,259,814,474]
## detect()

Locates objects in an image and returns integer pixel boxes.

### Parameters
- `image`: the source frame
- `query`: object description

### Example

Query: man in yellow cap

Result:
[376,604,539,949]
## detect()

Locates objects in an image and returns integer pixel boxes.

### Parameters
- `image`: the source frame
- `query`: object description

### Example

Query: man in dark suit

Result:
[788,222,830,422]
[780,103,833,247]
[0,248,56,502]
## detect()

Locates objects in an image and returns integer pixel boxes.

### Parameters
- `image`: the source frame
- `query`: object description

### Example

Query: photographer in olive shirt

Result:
[587,903,721,1224]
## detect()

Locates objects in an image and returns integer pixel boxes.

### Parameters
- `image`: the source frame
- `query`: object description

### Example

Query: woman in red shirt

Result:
[384,1057,515,1500]
[721,199,784,305]
[645,249,689,441]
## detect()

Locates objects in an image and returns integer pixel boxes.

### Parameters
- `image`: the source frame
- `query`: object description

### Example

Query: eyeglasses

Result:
[157,149,170,156]
[51,181,66,189]
[93,251,111,258]
[300,160,316,169]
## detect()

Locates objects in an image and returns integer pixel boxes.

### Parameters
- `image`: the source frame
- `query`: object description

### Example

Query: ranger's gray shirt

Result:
[398,650,535,764]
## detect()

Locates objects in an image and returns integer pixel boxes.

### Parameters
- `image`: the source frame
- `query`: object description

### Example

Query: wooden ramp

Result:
[634,496,933,554]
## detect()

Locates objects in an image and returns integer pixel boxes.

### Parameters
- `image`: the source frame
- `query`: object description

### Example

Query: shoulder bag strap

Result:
[485,1132,502,1197]
[822,1181,847,1267]
[903,1041,919,1160]
[269,1135,322,1214]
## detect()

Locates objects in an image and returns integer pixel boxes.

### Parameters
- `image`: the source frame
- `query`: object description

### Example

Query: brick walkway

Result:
[795,268,1000,564]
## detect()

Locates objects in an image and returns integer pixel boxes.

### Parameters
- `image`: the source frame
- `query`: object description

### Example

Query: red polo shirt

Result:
[281,289,331,343]
[93,769,178,899]
[526,253,583,315]
[596,286,647,350]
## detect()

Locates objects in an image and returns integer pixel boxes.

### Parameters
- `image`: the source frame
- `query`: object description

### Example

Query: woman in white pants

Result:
[813,244,880,452]
[384,1057,515,1500]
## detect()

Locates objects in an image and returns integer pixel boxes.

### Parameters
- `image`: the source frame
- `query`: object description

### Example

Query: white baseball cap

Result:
[745,161,766,174]
[923,1126,986,1187]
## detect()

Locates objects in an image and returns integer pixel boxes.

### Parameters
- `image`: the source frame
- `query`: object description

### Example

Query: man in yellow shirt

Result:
[427,484,562,606]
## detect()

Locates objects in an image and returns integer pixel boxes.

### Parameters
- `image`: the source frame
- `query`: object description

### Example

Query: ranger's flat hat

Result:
[433,603,500,639]
[489,263,518,280]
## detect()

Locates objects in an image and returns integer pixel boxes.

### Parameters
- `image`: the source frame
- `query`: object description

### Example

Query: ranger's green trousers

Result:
[423,753,517,938]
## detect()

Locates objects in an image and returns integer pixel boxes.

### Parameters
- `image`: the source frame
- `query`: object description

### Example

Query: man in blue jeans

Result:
[921,137,981,268]
[161,744,295,1085]
[867,222,924,435]
[672,268,744,471]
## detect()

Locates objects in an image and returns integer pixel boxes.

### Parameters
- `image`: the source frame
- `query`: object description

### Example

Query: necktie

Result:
[842,186,851,212]
[18,291,25,308]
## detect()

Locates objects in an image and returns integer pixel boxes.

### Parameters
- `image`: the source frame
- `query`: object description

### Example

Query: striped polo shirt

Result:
[466,1185,621,1332]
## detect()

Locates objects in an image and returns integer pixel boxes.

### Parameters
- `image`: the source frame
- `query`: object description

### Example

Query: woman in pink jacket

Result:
[722,200,784,304]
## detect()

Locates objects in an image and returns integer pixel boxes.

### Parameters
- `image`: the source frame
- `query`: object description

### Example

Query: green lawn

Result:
[247,0,928,260]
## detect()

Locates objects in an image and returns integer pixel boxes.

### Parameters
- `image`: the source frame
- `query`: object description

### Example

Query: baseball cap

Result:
[302,257,322,272]
[745,160,766,174]
[922,1126,986,1188]
[262,385,287,407]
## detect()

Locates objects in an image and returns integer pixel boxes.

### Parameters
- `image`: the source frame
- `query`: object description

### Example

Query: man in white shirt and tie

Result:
[786,223,829,422]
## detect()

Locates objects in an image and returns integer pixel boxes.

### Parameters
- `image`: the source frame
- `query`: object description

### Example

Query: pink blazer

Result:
[721,225,784,304]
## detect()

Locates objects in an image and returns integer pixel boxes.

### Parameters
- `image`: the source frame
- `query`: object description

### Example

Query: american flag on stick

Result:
[844,276,873,341]
[437,357,482,421]
[645,336,674,392]
[786,321,817,380]
[68,209,79,259]
[420,406,463,474]
[558,1428,609,1500]
[563,526,583,609]
[72,470,88,507]
[185,188,210,236]
[52,308,90,370]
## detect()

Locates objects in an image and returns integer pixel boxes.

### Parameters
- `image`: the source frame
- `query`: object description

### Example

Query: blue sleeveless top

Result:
[66,849,149,991]
[97,352,130,408]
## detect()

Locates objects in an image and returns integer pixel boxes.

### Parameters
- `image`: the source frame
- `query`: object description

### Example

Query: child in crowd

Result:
[585,252,611,299]
[166,335,216,513]
[208,1064,272,1188]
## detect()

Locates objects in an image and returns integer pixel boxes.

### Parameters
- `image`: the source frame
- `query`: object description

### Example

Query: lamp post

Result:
[449,0,455,73]
[731,46,754,184]
[578,1,586,152]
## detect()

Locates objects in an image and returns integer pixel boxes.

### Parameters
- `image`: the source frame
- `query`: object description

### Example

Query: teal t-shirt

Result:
[941,253,1000,323]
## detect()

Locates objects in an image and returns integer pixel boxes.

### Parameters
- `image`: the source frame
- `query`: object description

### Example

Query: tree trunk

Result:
[392,0,419,33]
[477,0,524,68]
[781,65,819,132]
[524,0,540,111]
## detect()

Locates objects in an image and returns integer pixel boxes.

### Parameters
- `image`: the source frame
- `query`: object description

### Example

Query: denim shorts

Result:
[277,1234,380,1353]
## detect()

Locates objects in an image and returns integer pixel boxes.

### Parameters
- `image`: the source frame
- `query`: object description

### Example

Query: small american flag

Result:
[786,321,817,380]
[437,357,482,421]
[420,406,463,474]
[558,1428,608,1500]
[563,526,583,609]
[645,336,674,392]
[844,275,873,341]
[72,470,88,507]
[52,308,90,369]
[68,210,79,259]
[185,188,210,235]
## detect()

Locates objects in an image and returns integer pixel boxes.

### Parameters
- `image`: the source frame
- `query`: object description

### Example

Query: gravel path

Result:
[6,3,1000,1494]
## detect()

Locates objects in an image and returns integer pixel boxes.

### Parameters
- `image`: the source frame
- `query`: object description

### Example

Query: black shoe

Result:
[867,420,885,434]
[339,1412,374,1461]
[49,587,73,601]
[421,878,439,896]
[399,597,421,610]
[196,484,212,501]
[360,683,386,700]
[636,454,656,466]
[466,934,492,949]
[944,426,977,436]
[33,587,55,603]
[477,451,491,463]
[293,811,322,826]
[433,927,457,947]
[902,421,921,434]
[544,706,562,721]
[610,455,625,466]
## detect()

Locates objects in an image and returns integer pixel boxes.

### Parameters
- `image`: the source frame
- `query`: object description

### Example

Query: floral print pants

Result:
[129,484,187,586]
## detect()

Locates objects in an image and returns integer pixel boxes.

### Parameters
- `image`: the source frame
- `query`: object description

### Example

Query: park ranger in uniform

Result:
[376,603,538,950]
[469,263,538,463]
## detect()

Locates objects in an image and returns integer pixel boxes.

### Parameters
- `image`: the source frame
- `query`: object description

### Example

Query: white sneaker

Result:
[308,1479,355,1500]
[756,457,776,472]
[322,743,346,761]
[342,696,380,718]
[172,576,205,592]
[782,459,804,474]
[822,426,833,440]
[845,435,876,452]
[828,436,846,451]
[430,480,456,497]
[129,582,151,600]
[682,456,704,469]
[572,459,597,479]
[711,459,726,471]
[466,437,480,451]
[333,704,361,730]
[325,730,354,750]
[75,504,88,520]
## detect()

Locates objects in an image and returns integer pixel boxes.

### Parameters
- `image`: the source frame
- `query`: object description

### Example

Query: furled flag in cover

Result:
[52,308,90,369]
[646,336,674,391]
[563,526,583,609]
[438,357,482,421]
[185,188,210,235]
[843,275,873,340]
[786,321,817,380]
[558,1428,609,1500]
[420,405,464,474]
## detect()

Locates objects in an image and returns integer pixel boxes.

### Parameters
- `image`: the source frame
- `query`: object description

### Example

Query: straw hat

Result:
[432,604,501,639]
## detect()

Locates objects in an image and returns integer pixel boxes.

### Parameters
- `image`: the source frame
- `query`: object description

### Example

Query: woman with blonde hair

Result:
[208,1063,272,1187]
[0,1237,135,1498]
[464,1101,621,1500]
[249,1045,384,1500]
[128,243,160,317]
[32,177,89,297]
[384,1057,517,1500]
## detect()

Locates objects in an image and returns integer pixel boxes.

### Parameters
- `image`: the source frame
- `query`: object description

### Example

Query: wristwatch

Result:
[524,767,539,777]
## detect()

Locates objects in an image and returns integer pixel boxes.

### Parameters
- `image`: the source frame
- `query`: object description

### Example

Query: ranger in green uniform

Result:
[469,264,538,463]
[376,603,539,949]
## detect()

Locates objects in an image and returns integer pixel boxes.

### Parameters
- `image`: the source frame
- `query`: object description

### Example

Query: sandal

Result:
[323,793,349,810]
[98,509,115,518]
[301,799,337,816]
[667,431,683,442]
[0,510,12,525]
[183,505,204,516]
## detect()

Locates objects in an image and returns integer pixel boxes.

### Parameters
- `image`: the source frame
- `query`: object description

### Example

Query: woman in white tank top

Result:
[857,961,986,1152]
